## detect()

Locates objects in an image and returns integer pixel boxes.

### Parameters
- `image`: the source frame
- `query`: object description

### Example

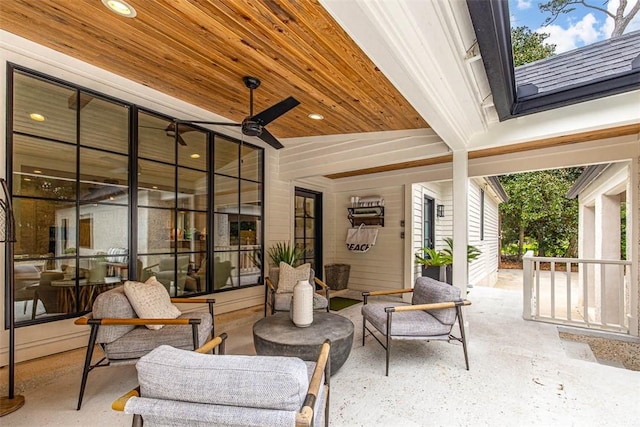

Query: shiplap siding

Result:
[467,179,500,286]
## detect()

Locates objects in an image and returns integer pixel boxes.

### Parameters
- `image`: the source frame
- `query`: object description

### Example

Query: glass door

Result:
[294,188,323,279]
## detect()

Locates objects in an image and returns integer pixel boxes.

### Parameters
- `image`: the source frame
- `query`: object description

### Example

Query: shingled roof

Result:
[514,29,640,96]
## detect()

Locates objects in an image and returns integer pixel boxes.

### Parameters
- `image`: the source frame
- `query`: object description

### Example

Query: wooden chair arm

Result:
[112,387,140,412]
[170,297,215,304]
[363,288,413,297]
[296,340,331,427]
[194,333,228,354]
[75,317,201,326]
[386,299,471,313]
[265,277,276,292]
[313,278,329,290]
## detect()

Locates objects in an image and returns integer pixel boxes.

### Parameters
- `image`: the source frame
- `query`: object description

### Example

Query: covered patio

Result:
[2,283,639,426]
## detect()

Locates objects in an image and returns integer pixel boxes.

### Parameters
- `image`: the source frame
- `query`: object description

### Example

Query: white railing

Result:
[523,251,632,333]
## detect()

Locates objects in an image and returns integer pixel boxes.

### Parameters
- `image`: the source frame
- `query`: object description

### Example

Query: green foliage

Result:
[441,237,482,263]
[415,238,482,267]
[511,26,556,66]
[499,168,583,258]
[415,247,450,267]
[267,241,304,267]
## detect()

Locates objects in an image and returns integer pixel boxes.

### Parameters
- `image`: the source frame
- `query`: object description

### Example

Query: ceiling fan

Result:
[176,76,300,149]
[139,122,189,146]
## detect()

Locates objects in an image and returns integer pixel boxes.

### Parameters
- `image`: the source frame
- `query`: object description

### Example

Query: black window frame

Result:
[6,63,265,327]
[466,0,640,121]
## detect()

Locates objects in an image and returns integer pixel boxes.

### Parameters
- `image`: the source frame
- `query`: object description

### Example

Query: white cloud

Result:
[539,13,603,53]
[517,0,533,10]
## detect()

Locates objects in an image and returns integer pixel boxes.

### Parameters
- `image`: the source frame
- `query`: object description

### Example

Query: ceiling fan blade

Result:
[257,128,284,150]
[251,96,300,126]
[177,135,187,146]
[175,119,242,127]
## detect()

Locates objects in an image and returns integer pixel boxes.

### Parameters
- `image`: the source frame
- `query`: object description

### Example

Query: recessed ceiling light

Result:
[102,0,137,18]
[190,153,201,159]
[33,170,42,174]
[152,186,158,189]
[30,113,45,122]
[24,178,31,182]
[308,113,324,120]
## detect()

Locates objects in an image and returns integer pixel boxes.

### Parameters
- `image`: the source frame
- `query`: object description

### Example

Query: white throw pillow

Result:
[123,277,181,330]
[276,262,311,294]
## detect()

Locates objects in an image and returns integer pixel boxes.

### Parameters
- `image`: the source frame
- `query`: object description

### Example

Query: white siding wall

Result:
[467,180,500,286]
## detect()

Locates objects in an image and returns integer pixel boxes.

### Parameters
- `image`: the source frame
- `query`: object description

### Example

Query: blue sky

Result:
[508,0,640,53]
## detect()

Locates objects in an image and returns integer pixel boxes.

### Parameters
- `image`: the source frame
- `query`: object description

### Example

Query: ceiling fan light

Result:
[308,113,324,120]
[102,0,137,18]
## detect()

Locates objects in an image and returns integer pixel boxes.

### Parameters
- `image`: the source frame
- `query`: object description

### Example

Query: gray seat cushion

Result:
[136,345,309,410]
[362,302,451,337]
[103,311,212,361]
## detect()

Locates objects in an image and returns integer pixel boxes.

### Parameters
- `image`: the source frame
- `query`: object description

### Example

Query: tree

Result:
[539,0,640,37]
[511,26,557,66]
[499,168,583,258]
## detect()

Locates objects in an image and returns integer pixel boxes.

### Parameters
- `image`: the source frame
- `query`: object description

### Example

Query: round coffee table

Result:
[253,312,354,375]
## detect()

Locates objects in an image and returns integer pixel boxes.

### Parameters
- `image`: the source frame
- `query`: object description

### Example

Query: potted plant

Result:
[415,247,450,282]
[266,241,305,282]
[415,238,481,284]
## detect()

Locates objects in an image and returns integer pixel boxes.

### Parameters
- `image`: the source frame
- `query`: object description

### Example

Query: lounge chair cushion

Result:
[362,302,451,337]
[102,312,212,361]
[412,277,460,325]
[93,286,137,344]
[135,345,309,410]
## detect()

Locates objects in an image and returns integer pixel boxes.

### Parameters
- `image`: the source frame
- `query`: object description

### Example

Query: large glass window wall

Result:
[7,66,264,326]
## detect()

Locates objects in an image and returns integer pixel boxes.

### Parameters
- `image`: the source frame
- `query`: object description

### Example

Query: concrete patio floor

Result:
[2,281,639,426]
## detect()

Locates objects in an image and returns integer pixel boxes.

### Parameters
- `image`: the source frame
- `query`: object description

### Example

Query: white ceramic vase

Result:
[292,279,314,327]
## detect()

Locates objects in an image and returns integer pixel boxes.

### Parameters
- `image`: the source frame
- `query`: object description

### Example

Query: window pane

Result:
[14,199,76,258]
[138,111,175,163]
[175,211,207,253]
[13,72,76,143]
[13,135,76,200]
[240,181,261,215]
[214,213,237,249]
[138,160,175,208]
[139,254,190,297]
[77,204,128,253]
[178,167,207,211]
[213,251,237,289]
[214,175,239,212]
[138,207,173,254]
[239,250,261,286]
[80,148,128,203]
[80,94,129,154]
[177,124,207,170]
[214,137,238,177]
[241,143,261,181]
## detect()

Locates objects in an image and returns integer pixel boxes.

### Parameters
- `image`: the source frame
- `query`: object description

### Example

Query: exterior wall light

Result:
[436,204,445,217]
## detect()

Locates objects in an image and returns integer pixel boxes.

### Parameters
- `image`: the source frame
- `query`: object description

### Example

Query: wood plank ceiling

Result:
[0,0,428,140]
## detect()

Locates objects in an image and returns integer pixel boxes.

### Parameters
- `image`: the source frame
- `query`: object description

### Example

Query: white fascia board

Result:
[467,89,640,150]
[319,0,486,151]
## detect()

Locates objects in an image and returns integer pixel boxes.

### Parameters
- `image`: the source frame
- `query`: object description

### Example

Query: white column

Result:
[579,204,596,314]
[452,150,468,295]
[594,193,621,324]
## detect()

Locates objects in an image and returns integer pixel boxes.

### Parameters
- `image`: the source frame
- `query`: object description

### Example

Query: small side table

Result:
[253,312,354,375]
